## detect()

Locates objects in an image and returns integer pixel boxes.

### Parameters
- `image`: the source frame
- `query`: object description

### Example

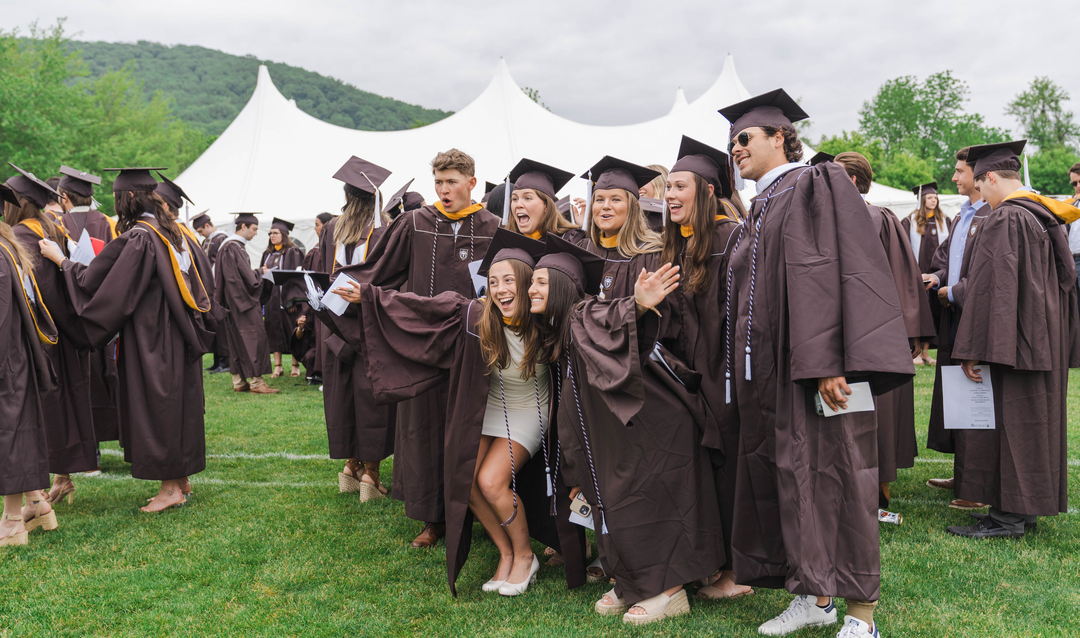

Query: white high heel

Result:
[481,578,506,592]
[498,554,540,597]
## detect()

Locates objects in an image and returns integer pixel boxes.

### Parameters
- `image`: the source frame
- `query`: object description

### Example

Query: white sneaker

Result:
[836,615,880,637]
[758,595,838,635]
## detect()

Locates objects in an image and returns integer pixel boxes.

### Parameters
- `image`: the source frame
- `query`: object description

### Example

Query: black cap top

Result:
[670,135,733,198]
[231,212,262,226]
[509,158,575,200]
[5,163,61,209]
[967,140,1027,178]
[154,171,194,210]
[104,167,166,192]
[478,228,547,276]
[719,88,809,139]
[911,182,938,197]
[536,233,606,297]
[382,178,416,215]
[191,212,212,229]
[271,217,294,234]
[332,156,391,193]
[57,165,101,198]
[270,269,332,290]
[581,156,660,198]
[809,152,835,166]
[403,192,424,211]
[481,182,497,204]
[0,184,20,208]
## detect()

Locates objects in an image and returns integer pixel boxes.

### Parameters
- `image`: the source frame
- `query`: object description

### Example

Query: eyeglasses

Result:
[728,131,753,152]
[1071,180,1080,188]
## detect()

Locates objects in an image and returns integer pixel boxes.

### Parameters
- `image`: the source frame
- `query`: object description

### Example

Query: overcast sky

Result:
[3,0,1076,141]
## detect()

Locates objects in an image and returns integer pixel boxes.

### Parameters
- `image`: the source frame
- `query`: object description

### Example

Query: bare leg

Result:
[477,438,533,585]
[1,494,25,539]
[140,479,184,512]
[271,353,283,377]
[469,436,514,582]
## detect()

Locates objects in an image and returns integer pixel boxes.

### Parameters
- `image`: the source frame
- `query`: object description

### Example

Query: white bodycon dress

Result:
[480,327,550,457]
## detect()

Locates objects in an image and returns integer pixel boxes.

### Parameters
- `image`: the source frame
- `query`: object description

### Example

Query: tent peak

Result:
[668,87,689,115]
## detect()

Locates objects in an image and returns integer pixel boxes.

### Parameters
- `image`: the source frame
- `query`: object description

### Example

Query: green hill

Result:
[70,41,452,137]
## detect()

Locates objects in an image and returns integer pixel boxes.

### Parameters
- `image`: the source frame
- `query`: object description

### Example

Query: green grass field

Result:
[1,358,1077,637]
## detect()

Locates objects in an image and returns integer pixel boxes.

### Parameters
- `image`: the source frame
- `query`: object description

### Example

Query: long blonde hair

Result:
[0,218,34,273]
[644,164,669,198]
[586,189,662,257]
[505,189,578,238]
[335,184,387,246]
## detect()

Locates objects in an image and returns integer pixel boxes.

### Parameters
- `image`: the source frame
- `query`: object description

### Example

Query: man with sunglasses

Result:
[719,89,915,638]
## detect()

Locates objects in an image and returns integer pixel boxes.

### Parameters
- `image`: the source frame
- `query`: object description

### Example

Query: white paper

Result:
[69,229,96,266]
[941,365,996,429]
[262,268,276,282]
[468,259,486,297]
[321,272,357,316]
[818,381,875,417]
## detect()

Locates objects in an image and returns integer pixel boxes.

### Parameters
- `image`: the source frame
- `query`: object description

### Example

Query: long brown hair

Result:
[4,198,67,246]
[505,189,578,238]
[265,229,296,252]
[479,259,540,379]
[534,268,583,365]
[914,193,945,236]
[586,189,662,257]
[660,174,734,295]
[0,219,34,273]
[335,184,386,246]
[115,190,184,249]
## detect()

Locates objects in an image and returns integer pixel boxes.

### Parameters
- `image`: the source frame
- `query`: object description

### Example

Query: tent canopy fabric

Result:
[177,56,958,261]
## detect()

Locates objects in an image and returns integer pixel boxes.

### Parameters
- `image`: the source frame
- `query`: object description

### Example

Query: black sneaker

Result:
[946,517,1023,539]
[968,512,1036,531]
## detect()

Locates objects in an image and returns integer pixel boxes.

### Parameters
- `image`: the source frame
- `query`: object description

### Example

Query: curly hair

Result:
[431,148,475,177]
[760,125,803,163]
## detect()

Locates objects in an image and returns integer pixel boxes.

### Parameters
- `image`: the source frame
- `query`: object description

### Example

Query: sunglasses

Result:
[728,131,753,152]
[1071,180,1080,188]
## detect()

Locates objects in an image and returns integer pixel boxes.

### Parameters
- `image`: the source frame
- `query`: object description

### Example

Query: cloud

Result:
[7,0,1075,142]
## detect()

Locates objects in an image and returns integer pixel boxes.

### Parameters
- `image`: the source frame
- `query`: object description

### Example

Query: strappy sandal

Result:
[696,581,754,600]
[358,463,388,502]
[23,495,59,534]
[48,474,76,505]
[586,555,609,584]
[290,363,301,377]
[0,514,28,547]
[139,489,186,513]
[623,589,691,625]
[270,364,284,378]
[594,588,627,616]
[338,460,364,494]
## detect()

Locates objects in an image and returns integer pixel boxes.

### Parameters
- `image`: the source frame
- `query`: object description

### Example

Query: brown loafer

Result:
[233,383,251,393]
[926,478,954,490]
[411,522,445,548]
[949,499,988,510]
[249,384,280,395]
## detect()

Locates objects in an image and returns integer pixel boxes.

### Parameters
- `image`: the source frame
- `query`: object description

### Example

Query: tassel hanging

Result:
[745,347,752,381]
[502,175,512,226]
[725,373,731,404]
[582,172,593,229]
[732,157,746,193]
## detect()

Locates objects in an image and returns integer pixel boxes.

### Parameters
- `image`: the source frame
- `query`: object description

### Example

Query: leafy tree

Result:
[521,87,551,112]
[815,131,885,169]
[874,152,935,191]
[1005,77,1080,152]
[1026,145,1080,195]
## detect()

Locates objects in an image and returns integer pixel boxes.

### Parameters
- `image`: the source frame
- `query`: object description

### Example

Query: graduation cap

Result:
[191,211,212,229]
[0,184,20,208]
[478,227,547,276]
[332,156,392,228]
[670,135,733,198]
[967,140,1027,178]
[911,182,937,197]
[509,158,575,200]
[579,156,660,229]
[719,88,809,139]
[57,165,101,198]
[103,167,166,192]
[809,152,835,167]
[154,171,194,210]
[381,179,416,215]
[271,217,294,234]
[481,181,498,204]
[5,163,60,209]
[403,192,424,211]
[230,212,262,226]
[271,269,332,290]
[536,233,606,297]
[556,196,572,219]
[639,197,665,214]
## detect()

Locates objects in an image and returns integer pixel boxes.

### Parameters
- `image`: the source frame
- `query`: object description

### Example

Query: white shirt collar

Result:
[69,206,92,213]
[227,233,248,245]
[755,162,805,195]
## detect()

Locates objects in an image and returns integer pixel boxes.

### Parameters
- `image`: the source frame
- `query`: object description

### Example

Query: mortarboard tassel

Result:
[662,197,668,225]
[582,171,593,229]
[732,157,745,193]
[361,172,382,229]
[502,174,511,226]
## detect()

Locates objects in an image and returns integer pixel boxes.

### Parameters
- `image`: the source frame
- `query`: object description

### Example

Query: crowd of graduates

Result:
[3,88,1079,638]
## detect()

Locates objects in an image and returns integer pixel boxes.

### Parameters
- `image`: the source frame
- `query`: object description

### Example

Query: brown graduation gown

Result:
[260,245,304,353]
[557,296,724,607]
[925,202,989,454]
[337,286,583,595]
[576,238,661,301]
[950,196,1080,516]
[662,217,741,571]
[13,222,98,474]
[901,213,954,348]
[289,245,321,378]
[0,234,58,494]
[868,205,936,483]
[313,218,394,462]
[62,209,122,443]
[60,218,212,480]
[201,230,231,363]
[726,164,914,602]
[336,205,501,522]
[214,237,271,380]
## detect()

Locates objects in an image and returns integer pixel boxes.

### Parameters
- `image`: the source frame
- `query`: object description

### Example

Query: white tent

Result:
[177,55,952,261]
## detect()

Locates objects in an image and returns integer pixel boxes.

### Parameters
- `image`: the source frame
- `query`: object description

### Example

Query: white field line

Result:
[916,457,1080,467]
[100,449,329,461]
[83,472,326,489]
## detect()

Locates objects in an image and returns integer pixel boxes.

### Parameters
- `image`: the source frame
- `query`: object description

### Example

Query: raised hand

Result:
[634,263,680,312]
